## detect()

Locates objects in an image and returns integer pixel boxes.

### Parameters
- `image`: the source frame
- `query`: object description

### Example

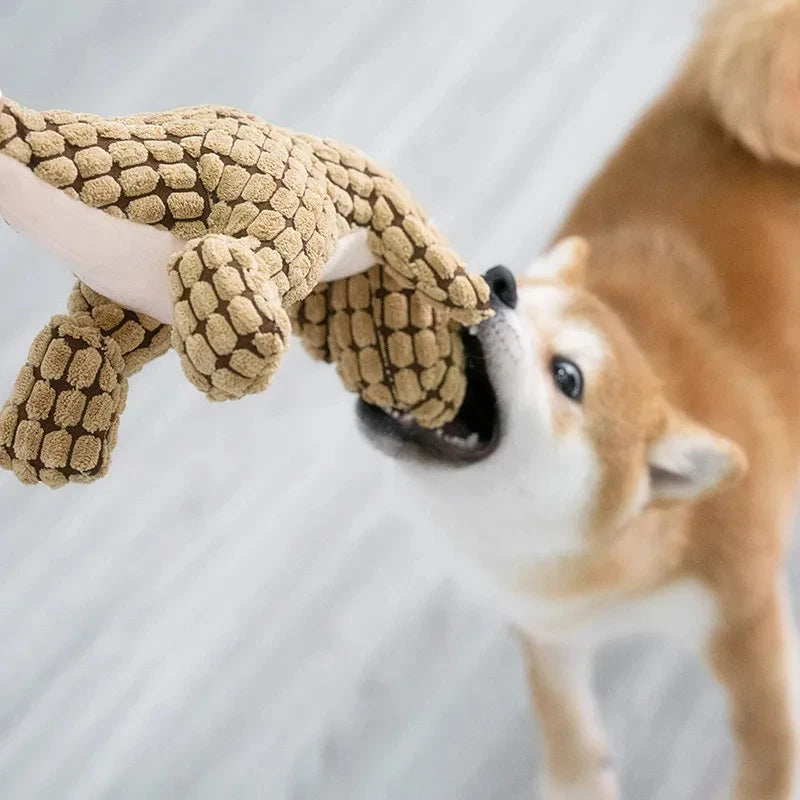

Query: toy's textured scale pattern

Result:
[0,284,171,486]
[0,314,127,487]
[67,283,172,376]
[168,235,292,401]
[292,265,466,427]
[0,98,490,487]
[0,101,343,302]
[299,137,489,316]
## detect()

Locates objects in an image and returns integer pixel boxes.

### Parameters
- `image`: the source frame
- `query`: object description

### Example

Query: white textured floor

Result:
[2,1,793,798]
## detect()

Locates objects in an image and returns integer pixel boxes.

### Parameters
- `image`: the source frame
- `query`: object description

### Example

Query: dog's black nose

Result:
[484,265,517,309]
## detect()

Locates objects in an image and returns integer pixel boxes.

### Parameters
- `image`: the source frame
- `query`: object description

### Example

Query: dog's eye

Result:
[551,357,583,401]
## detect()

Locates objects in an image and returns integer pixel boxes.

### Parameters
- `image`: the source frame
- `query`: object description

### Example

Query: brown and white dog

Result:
[358,1,800,798]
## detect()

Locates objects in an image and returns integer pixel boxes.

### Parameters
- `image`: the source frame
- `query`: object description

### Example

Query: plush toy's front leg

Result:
[292,265,467,428]
[168,234,291,401]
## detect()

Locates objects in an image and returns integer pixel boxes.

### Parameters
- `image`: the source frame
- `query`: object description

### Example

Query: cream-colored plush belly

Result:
[0,153,374,323]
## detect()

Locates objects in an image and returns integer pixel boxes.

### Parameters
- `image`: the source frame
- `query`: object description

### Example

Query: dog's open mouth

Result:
[357,328,500,464]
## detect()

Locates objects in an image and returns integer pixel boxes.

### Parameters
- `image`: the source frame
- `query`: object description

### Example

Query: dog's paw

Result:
[704,0,800,165]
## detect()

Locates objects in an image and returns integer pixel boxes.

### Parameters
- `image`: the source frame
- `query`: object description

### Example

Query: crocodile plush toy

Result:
[0,93,491,487]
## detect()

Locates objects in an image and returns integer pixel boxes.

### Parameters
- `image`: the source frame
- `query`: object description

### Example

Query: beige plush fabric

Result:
[0,313,128,488]
[292,265,466,428]
[0,99,490,486]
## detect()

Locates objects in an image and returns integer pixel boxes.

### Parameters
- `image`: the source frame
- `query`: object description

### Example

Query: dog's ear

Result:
[525,237,589,286]
[647,409,747,502]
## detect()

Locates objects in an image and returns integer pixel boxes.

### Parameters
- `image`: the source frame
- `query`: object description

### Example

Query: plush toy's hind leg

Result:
[67,282,171,377]
[168,234,291,401]
[0,284,172,488]
[0,313,127,488]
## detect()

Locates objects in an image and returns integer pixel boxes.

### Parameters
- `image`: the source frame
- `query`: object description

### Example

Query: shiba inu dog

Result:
[358,1,800,798]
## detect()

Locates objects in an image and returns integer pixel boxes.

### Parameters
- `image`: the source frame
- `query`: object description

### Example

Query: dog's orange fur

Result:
[521,2,800,797]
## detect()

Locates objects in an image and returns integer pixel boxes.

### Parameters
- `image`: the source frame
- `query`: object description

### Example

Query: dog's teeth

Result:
[437,431,481,449]
[468,325,478,336]
[435,429,480,448]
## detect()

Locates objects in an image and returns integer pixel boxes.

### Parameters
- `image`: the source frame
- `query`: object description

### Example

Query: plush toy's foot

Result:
[168,234,291,401]
[0,314,127,488]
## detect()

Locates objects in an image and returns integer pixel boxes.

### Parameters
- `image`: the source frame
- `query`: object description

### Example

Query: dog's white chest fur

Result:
[449,552,717,648]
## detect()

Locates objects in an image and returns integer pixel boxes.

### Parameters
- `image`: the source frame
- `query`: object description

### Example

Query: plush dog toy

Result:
[0,93,490,487]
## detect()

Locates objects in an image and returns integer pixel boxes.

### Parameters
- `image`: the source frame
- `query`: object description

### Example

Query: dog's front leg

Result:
[521,637,619,800]
[708,578,799,800]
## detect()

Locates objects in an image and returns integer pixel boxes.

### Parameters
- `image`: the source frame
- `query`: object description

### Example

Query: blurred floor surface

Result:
[2,1,792,798]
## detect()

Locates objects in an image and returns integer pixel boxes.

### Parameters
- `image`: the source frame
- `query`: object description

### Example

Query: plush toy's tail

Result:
[0,93,41,166]
[0,89,10,157]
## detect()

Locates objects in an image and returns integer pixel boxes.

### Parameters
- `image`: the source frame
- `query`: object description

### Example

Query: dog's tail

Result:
[697,0,800,166]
